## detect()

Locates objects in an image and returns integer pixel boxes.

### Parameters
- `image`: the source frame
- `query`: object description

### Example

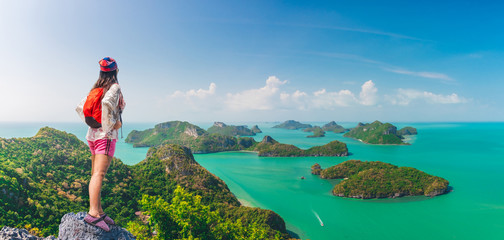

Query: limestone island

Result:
[255,136,348,157]
[207,121,256,136]
[126,121,349,156]
[312,160,449,199]
[343,120,417,145]
[251,125,262,133]
[322,121,349,133]
[273,120,312,130]
[303,126,326,138]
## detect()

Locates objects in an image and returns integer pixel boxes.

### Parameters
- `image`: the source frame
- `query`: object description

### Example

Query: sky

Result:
[0,0,503,123]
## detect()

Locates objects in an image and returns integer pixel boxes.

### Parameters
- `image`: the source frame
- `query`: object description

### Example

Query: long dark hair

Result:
[91,70,118,94]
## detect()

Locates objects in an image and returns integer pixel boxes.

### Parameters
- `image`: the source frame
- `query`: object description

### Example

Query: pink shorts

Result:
[87,139,117,157]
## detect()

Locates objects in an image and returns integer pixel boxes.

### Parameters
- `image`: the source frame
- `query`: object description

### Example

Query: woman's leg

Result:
[88,154,111,217]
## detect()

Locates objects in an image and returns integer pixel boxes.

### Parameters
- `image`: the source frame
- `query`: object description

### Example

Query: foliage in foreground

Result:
[128,186,281,240]
[0,127,289,238]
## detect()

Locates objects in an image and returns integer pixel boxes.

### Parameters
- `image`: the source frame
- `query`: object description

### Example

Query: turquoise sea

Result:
[1,122,503,239]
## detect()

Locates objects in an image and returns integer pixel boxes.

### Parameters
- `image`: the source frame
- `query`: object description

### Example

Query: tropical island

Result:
[126,121,349,156]
[207,122,257,136]
[0,127,289,239]
[343,121,417,144]
[312,160,449,199]
[273,120,312,130]
[251,125,262,133]
[255,136,348,157]
[303,126,326,138]
[322,121,349,133]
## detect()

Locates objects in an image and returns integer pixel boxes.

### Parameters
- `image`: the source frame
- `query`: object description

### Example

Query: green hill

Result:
[0,127,289,238]
[207,122,256,136]
[343,121,416,144]
[251,125,262,133]
[303,126,326,138]
[322,121,348,133]
[397,126,418,135]
[313,160,449,199]
[127,121,349,157]
[273,120,312,130]
[126,121,254,153]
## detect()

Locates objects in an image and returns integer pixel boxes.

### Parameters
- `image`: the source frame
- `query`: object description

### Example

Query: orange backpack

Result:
[83,88,104,128]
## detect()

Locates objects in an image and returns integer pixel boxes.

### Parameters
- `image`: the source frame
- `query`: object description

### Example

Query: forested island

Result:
[343,121,417,144]
[302,121,348,138]
[254,136,348,157]
[312,160,449,199]
[207,122,256,136]
[303,126,326,138]
[126,121,349,156]
[322,121,348,133]
[0,127,289,239]
[251,125,262,133]
[273,120,312,130]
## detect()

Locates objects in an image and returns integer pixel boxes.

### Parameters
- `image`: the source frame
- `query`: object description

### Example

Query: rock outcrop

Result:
[0,212,135,240]
[58,212,135,240]
[251,125,262,133]
[0,226,56,240]
[311,163,322,175]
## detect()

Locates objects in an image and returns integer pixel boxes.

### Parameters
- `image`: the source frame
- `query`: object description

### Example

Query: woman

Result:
[76,57,125,231]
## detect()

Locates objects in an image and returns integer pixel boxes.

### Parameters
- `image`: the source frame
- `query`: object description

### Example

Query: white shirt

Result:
[76,83,126,141]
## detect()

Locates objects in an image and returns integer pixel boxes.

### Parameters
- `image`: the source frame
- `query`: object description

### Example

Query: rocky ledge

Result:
[0,226,56,240]
[0,212,135,240]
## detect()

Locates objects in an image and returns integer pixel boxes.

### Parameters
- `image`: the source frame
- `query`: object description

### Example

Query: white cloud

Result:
[359,80,378,106]
[164,77,468,121]
[388,89,468,105]
[225,76,287,110]
[171,82,216,99]
[385,68,453,81]
[311,89,358,108]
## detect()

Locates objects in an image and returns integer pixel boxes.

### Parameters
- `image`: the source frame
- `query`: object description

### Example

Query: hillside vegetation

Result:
[0,127,289,238]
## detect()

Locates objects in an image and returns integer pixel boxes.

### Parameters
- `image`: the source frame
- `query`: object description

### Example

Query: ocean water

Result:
[1,122,503,239]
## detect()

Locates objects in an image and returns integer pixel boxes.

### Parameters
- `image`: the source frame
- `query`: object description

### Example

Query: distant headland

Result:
[126,121,349,156]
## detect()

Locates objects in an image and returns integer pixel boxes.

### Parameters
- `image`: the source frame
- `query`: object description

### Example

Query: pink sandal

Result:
[84,214,110,232]
[100,213,115,225]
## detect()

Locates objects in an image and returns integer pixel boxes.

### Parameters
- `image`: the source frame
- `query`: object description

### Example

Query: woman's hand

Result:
[114,121,122,130]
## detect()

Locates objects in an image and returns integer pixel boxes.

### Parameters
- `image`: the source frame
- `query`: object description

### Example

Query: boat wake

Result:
[312,210,324,227]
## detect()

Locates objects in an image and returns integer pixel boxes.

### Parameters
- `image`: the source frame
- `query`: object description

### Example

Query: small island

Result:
[322,121,348,133]
[343,121,417,145]
[254,136,348,157]
[251,125,262,134]
[126,121,349,157]
[273,120,312,130]
[312,160,449,199]
[303,126,326,138]
[207,122,256,136]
